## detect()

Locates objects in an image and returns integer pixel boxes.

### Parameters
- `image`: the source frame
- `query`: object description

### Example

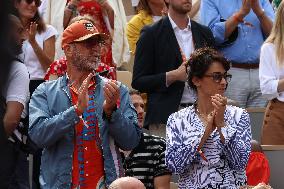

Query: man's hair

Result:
[109,177,145,189]
[129,89,141,96]
[187,47,230,91]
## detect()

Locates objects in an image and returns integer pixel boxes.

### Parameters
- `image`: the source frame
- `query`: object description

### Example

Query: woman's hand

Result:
[27,22,37,44]
[211,94,227,143]
[211,94,227,128]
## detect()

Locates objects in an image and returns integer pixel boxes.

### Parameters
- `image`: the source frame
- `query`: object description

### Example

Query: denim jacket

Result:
[29,75,141,189]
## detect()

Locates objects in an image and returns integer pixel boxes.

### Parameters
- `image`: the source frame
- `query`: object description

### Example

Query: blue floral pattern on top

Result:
[166,105,252,189]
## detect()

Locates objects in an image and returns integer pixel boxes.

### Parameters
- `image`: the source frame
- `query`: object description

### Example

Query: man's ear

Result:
[63,44,72,57]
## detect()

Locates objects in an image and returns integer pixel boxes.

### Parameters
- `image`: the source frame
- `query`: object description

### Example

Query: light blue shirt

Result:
[201,0,274,63]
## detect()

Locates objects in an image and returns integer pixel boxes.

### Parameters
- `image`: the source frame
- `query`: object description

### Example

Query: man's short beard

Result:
[171,3,191,15]
[71,52,100,72]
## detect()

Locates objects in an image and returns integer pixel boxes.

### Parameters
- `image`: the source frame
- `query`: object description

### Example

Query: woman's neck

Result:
[196,94,214,115]
[168,9,189,29]
[21,17,31,29]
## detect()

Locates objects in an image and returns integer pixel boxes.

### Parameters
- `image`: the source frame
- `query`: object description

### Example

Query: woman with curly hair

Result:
[166,47,252,188]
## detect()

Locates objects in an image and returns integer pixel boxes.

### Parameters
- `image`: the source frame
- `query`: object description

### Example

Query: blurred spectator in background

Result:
[0,14,30,189]
[0,1,19,185]
[259,0,284,145]
[201,0,274,108]
[122,90,171,189]
[246,140,270,186]
[189,0,201,22]
[109,177,146,189]
[13,0,57,94]
[12,0,57,187]
[38,0,67,60]
[126,0,167,54]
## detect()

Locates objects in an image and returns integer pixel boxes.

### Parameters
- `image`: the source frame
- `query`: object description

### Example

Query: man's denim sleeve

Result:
[106,84,141,151]
[28,83,80,148]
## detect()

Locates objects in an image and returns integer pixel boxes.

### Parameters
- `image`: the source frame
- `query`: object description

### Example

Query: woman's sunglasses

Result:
[204,72,232,83]
[25,0,42,7]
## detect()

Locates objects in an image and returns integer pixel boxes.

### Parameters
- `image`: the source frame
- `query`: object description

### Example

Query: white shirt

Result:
[131,0,139,7]
[168,14,196,103]
[260,43,284,102]
[3,61,30,117]
[152,15,162,22]
[20,25,58,80]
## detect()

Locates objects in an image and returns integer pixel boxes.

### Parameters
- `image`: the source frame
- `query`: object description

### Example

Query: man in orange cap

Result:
[28,20,141,189]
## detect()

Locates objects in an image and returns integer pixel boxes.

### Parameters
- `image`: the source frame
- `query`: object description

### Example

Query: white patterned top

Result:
[166,105,252,189]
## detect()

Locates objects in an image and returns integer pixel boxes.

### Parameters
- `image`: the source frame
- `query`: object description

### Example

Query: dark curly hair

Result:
[186,47,230,91]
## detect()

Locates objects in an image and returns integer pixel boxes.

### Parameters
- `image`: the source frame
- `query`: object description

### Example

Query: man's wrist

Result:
[29,38,37,45]
[256,9,265,19]
[103,105,117,120]
[238,9,248,19]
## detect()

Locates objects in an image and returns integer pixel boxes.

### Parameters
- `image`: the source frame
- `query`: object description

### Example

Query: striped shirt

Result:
[122,133,171,189]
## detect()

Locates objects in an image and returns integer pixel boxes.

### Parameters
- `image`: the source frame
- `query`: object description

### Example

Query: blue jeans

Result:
[225,67,267,108]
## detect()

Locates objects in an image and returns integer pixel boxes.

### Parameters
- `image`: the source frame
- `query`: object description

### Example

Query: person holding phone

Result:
[166,48,252,188]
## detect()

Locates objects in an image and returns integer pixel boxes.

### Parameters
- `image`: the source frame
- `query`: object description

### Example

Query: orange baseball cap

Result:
[61,20,108,49]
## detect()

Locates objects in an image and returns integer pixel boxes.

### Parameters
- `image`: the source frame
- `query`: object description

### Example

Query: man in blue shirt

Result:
[201,0,274,108]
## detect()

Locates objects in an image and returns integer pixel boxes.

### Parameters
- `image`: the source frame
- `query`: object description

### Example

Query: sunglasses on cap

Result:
[24,0,42,7]
[204,72,232,83]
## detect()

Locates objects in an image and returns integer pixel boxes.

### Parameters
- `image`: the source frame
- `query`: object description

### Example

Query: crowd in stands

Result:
[1,0,284,188]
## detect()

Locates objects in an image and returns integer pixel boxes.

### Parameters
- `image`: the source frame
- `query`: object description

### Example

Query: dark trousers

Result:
[0,139,17,189]
[29,80,44,189]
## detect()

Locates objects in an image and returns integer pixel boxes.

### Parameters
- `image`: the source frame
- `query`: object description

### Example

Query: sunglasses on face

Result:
[75,37,106,49]
[24,0,42,7]
[204,72,232,83]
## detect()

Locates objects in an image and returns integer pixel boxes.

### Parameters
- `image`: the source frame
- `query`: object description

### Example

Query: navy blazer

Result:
[132,16,215,128]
